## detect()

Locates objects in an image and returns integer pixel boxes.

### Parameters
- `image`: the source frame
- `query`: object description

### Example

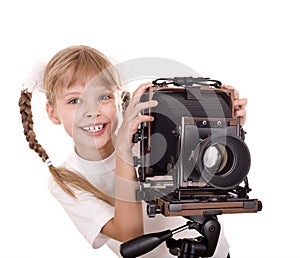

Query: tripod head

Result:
[120,216,220,258]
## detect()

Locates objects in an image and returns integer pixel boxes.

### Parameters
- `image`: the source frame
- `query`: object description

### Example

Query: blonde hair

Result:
[19,45,130,205]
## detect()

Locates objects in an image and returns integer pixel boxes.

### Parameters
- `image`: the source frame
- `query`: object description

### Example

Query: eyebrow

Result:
[59,91,82,100]
[62,90,81,96]
[60,87,114,99]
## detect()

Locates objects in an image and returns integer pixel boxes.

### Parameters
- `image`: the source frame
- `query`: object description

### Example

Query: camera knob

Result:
[147,202,161,217]
[132,129,142,143]
[133,156,141,167]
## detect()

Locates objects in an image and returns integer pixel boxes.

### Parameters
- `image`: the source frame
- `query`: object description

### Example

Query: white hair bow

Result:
[22,60,47,93]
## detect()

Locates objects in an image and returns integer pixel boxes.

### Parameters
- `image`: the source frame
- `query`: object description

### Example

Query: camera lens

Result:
[202,144,228,175]
[194,134,251,189]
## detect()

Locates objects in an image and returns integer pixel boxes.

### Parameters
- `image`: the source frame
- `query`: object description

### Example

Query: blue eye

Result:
[69,99,80,104]
[99,95,111,101]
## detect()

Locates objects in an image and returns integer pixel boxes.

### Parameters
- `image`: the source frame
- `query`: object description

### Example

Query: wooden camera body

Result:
[133,78,262,217]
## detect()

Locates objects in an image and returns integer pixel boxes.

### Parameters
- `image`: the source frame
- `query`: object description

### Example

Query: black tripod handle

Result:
[120,229,172,258]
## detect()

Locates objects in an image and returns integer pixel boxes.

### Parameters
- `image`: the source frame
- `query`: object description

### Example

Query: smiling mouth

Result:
[82,124,104,133]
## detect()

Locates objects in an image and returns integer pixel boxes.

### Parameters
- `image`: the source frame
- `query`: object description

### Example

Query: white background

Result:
[1,0,299,257]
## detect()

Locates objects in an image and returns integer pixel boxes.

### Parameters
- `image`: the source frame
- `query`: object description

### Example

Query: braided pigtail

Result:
[18,90,114,206]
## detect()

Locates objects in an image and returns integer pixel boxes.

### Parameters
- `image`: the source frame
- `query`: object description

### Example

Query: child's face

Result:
[47,80,120,160]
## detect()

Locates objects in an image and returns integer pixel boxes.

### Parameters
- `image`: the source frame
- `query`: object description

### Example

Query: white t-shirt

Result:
[49,150,229,257]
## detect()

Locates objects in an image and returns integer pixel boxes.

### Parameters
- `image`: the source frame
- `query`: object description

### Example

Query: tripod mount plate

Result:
[146,189,262,217]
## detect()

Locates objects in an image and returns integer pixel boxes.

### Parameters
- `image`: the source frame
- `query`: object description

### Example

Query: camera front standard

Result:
[133,77,262,217]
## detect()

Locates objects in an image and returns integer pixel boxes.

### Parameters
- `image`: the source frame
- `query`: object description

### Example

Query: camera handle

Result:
[152,77,222,88]
[119,216,220,258]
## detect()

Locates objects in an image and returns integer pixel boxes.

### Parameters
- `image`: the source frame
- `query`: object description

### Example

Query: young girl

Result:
[19,45,247,258]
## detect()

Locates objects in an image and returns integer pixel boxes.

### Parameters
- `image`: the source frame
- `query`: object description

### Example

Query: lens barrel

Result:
[194,134,251,189]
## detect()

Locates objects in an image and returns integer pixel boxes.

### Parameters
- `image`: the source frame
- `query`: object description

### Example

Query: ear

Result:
[120,90,130,111]
[46,103,61,125]
[118,98,122,112]
[116,91,122,112]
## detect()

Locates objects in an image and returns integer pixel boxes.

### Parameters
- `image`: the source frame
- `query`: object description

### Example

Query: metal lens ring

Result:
[195,134,251,189]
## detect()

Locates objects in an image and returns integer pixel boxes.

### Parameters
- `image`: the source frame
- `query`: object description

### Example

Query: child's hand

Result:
[116,82,158,163]
[222,84,247,127]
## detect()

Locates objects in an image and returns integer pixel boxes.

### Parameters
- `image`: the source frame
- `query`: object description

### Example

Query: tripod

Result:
[120,215,220,258]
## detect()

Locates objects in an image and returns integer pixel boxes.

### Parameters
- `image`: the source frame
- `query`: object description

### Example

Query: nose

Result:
[84,100,101,118]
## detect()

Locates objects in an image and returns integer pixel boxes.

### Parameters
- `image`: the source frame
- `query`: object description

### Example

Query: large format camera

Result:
[121,77,262,258]
[133,77,261,217]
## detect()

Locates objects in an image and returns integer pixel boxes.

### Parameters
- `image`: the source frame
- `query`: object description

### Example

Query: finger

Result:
[124,100,158,123]
[125,99,158,120]
[128,82,154,107]
[233,98,247,110]
[235,109,246,119]
[222,84,239,100]
[235,109,246,127]
[128,115,154,135]
[136,99,158,111]
[132,82,153,98]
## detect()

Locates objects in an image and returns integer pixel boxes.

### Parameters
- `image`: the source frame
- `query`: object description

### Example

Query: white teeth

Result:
[83,125,104,132]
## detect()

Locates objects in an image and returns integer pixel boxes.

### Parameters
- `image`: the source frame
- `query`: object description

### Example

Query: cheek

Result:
[105,105,119,133]
[113,109,123,133]
[59,110,77,137]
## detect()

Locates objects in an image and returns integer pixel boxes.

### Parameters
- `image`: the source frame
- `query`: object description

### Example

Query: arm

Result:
[222,84,247,126]
[101,83,157,242]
